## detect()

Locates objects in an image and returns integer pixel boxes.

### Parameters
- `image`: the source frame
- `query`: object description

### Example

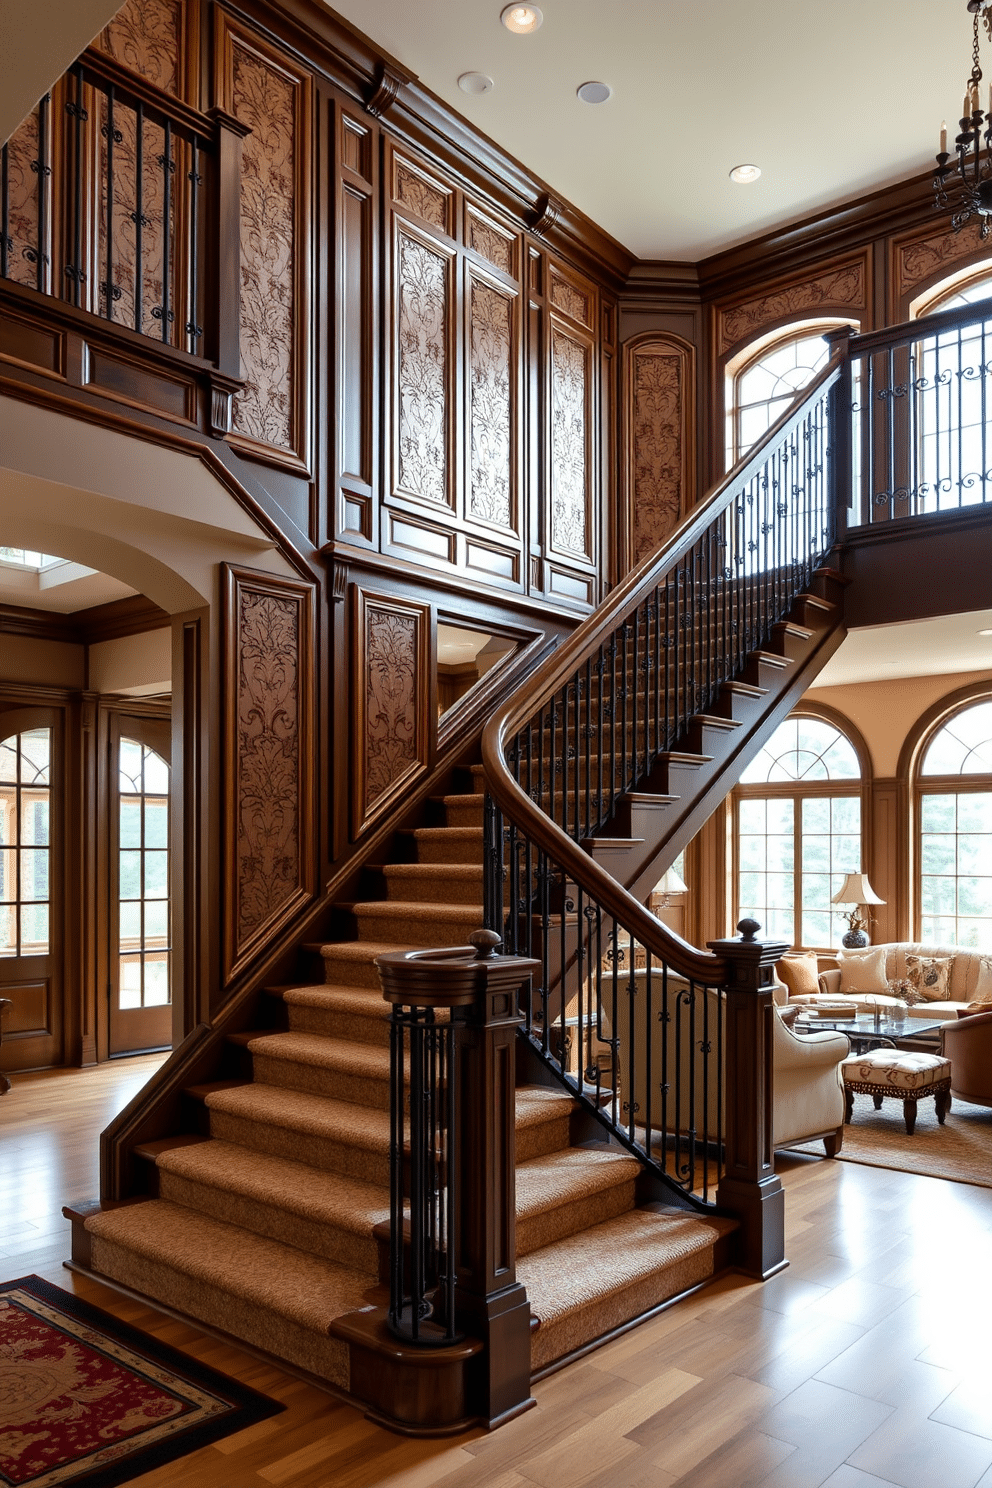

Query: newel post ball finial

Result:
[470,928,503,960]
[737,918,761,943]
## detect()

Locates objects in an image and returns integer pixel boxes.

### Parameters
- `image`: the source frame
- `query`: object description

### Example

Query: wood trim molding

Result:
[715,256,869,360]
[352,586,431,838]
[222,564,316,981]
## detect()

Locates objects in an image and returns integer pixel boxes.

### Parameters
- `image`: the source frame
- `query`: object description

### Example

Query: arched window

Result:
[725,319,857,470]
[735,713,864,949]
[915,696,992,950]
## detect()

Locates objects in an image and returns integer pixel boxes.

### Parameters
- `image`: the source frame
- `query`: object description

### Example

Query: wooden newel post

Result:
[331,930,539,1436]
[708,919,790,1280]
[207,106,250,435]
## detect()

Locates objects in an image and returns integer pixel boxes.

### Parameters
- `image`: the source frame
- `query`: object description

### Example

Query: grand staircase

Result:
[72,765,735,1387]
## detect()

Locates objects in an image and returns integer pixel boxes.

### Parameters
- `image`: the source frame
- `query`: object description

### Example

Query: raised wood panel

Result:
[0,311,65,377]
[386,513,456,564]
[215,14,312,475]
[466,206,517,280]
[549,266,593,330]
[717,258,868,358]
[222,566,315,982]
[82,344,195,423]
[392,221,454,509]
[391,151,453,239]
[2,980,51,1039]
[352,588,430,837]
[623,334,695,570]
[340,182,373,485]
[548,316,594,566]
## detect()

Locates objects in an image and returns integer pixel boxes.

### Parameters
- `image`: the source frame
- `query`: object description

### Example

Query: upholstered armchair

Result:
[772,1009,848,1155]
[941,1010,992,1108]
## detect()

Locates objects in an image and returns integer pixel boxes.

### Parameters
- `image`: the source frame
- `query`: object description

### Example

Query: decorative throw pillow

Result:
[971,956,992,1005]
[905,954,954,1002]
[838,947,888,994]
[776,953,820,999]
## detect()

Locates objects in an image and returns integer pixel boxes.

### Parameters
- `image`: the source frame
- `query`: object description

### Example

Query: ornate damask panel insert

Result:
[96,0,183,94]
[625,339,694,567]
[2,108,44,291]
[896,222,985,301]
[719,262,866,354]
[393,157,451,234]
[550,324,590,559]
[550,270,591,329]
[224,567,314,978]
[355,590,430,834]
[467,210,514,278]
[229,37,299,454]
[396,229,450,505]
[469,278,513,529]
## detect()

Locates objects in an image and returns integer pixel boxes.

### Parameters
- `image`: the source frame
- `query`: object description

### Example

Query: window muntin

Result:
[916,699,992,950]
[727,332,832,469]
[118,738,170,1009]
[736,716,862,950]
[0,728,51,957]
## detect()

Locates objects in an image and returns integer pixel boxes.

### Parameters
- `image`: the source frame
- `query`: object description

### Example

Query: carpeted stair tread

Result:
[244,1030,392,1107]
[154,1139,388,1269]
[408,826,483,864]
[271,983,391,1043]
[345,901,485,947]
[382,863,484,904]
[519,1207,737,1370]
[319,940,418,988]
[514,1084,576,1161]
[515,1147,642,1256]
[85,1199,372,1387]
[204,1082,390,1159]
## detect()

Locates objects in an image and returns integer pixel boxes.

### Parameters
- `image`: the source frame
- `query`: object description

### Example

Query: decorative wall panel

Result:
[550,271,591,328]
[550,323,590,558]
[354,589,430,835]
[624,337,694,569]
[395,229,450,505]
[223,567,314,979]
[719,261,866,354]
[469,277,513,529]
[216,16,310,471]
[3,108,45,292]
[393,156,450,233]
[895,221,986,304]
[468,210,514,277]
[97,0,183,94]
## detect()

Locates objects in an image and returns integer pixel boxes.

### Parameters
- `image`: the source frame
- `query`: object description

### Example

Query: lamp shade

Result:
[831,872,885,907]
[656,866,688,896]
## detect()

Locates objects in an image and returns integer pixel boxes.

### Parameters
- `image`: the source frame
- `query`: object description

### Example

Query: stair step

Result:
[519,1207,737,1372]
[84,1199,372,1389]
[267,983,390,1044]
[344,900,485,947]
[515,1147,641,1258]
[198,1082,394,1183]
[152,1139,389,1273]
[318,940,417,989]
[514,1085,577,1161]
[382,862,484,905]
[240,1030,392,1109]
[406,825,483,864]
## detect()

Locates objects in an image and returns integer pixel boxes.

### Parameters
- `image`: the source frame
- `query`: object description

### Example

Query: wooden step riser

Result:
[154,1166,382,1274]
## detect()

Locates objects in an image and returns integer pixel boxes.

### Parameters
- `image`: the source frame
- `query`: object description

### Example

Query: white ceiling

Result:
[815,610,992,688]
[329,0,979,260]
[0,557,137,613]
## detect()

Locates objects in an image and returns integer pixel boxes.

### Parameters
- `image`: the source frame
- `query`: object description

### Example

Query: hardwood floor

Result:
[3,1059,992,1488]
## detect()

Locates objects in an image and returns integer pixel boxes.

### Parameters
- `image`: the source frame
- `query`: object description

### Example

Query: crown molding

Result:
[622,261,702,309]
[0,594,169,645]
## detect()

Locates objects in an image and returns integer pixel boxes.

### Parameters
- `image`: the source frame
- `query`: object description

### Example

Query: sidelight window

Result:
[117,737,171,1008]
[0,728,51,957]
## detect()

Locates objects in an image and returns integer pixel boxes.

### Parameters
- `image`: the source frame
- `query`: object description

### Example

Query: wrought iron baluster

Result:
[158,119,173,341]
[134,100,145,332]
[65,65,88,306]
[36,92,51,295]
[1,140,9,279]
[186,136,203,349]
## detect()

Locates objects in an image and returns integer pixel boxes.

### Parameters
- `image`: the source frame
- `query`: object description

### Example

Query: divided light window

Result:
[735,717,862,949]
[726,332,832,469]
[118,738,171,1009]
[0,728,51,958]
[917,699,992,950]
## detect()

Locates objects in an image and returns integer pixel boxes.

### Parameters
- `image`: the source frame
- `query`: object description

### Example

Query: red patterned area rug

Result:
[0,1275,284,1487]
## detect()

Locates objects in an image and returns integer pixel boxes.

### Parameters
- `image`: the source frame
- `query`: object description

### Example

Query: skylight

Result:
[0,549,62,571]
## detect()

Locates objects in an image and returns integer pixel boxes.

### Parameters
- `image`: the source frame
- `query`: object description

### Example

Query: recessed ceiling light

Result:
[729,163,761,185]
[501,4,543,33]
[458,72,495,95]
[978,627,992,636]
[577,80,612,104]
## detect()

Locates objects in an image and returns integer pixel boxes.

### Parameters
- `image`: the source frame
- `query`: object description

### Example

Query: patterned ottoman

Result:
[841,1050,952,1135]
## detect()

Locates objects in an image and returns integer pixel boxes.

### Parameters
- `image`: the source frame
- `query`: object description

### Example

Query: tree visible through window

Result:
[735,716,862,948]
[917,699,992,950]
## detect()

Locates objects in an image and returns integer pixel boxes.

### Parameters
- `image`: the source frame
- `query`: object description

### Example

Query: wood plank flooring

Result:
[2,1059,992,1488]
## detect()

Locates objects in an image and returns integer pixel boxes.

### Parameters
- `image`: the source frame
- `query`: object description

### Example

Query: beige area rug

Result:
[786,1091,992,1188]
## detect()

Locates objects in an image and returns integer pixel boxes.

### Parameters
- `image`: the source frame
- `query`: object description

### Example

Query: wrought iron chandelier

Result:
[934,0,992,236]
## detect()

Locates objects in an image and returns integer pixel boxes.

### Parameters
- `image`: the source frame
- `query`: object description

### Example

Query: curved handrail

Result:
[482,352,844,987]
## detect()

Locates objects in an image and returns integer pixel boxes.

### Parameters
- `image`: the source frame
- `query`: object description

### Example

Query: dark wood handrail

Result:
[80,47,216,140]
[481,352,844,986]
[848,296,992,356]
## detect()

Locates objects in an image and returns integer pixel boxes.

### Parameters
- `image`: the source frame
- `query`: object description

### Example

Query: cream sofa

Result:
[804,943,989,1022]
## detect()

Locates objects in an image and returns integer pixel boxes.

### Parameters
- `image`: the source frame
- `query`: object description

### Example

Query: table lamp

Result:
[831,872,885,949]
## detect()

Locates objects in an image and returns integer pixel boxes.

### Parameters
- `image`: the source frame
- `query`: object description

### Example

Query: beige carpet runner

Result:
[82,766,732,1390]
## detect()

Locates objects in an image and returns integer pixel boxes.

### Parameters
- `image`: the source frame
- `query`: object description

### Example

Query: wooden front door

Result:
[108,717,173,1056]
[0,708,63,1072]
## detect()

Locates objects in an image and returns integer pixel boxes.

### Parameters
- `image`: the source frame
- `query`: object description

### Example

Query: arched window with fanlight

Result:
[725,319,859,471]
[734,712,866,949]
[914,694,992,951]
[110,723,172,1055]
